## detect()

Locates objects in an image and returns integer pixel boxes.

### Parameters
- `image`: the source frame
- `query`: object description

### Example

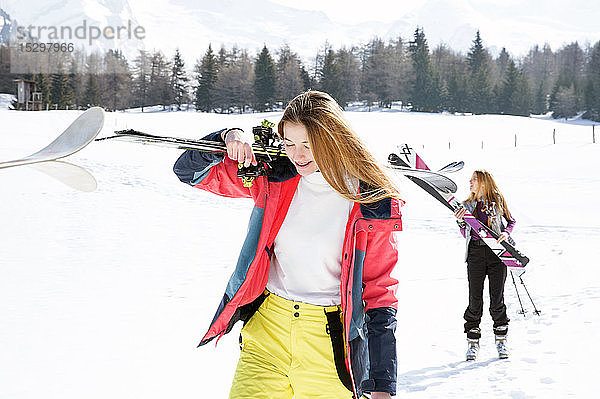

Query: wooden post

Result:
[481,140,484,150]
[449,141,451,150]
[594,125,596,144]
[515,133,517,147]
[553,129,556,144]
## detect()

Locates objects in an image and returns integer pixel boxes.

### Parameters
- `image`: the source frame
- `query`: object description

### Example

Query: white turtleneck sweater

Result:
[266,171,353,306]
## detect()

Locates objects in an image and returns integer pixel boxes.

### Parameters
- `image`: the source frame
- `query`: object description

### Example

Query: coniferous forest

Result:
[1,28,600,121]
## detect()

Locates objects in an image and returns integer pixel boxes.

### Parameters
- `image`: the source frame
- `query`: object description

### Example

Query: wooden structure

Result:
[14,79,43,110]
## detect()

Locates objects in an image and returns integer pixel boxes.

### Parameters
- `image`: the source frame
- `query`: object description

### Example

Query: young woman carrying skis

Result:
[174,90,403,398]
[454,170,515,361]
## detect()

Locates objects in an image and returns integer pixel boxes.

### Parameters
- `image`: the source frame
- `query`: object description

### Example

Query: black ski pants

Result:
[463,240,510,339]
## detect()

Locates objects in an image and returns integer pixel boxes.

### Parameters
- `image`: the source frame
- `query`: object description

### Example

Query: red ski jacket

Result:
[173,129,403,397]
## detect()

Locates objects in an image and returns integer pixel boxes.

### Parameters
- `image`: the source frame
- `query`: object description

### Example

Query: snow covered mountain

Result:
[2,0,599,65]
[127,0,600,62]
[0,0,145,58]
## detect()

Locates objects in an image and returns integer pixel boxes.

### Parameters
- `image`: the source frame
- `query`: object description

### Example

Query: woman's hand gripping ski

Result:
[454,206,509,244]
[223,128,258,168]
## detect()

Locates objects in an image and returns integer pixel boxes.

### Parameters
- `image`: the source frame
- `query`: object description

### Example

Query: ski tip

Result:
[388,153,410,167]
[83,107,105,124]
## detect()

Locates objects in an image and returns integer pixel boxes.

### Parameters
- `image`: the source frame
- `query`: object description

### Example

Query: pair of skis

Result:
[97,129,460,194]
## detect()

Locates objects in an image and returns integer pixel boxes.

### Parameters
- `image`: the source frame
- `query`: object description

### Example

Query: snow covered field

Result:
[1,108,599,398]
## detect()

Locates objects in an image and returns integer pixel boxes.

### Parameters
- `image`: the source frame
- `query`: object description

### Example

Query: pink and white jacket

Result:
[173,129,403,397]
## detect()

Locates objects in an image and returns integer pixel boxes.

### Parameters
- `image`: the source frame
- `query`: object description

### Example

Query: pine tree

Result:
[584,41,600,121]
[83,73,100,108]
[549,42,585,117]
[218,46,228,69]
[133,50,151,111]
[446,66,468,113]
[36,72,51,109]
[361,38,397,108]
[498,59,519,114]
[236,50,254,113]
[553,84,577,119]
[253,45,276,112]
[522,44,555,115]
[359,40,378,108]
[320,48,344,105]
[388,37,411,108]
[0,44,13,94]
[170,49,188,111]
[466,30,492,114]
[148,51,172,109]
[195,44,218,112]
[275,44,303,105]
[50,61,69,109]
[213,53,235,113]
[67,59,82,109]
[214,48,254,113]
[516,67,532,116]
[299,65,313,91]
[495,48,511,86]
[533,82,547,115]
[336,46,360,107]
[102,49,131,111]
[408,28,441,112]
[432,44,465,112]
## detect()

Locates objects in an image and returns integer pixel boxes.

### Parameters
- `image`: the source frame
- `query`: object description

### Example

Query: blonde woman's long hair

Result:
[278,90,402,204]
[466,170,514,221]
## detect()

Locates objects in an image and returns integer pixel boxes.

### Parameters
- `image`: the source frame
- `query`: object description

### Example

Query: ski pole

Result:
[518,274,542,316]
[510,270,527,316]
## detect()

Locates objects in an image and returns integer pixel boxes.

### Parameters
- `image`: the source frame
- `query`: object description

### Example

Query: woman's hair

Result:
[466,170,514,221]
[278,90,402,204]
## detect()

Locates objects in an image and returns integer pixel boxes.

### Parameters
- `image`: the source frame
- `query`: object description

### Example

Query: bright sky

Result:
[268,0,427,24]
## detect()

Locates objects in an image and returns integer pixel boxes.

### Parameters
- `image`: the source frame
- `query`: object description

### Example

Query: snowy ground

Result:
[0,107,599,398]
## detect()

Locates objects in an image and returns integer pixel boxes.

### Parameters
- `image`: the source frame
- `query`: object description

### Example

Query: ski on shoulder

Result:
[100,128,459,193]
[96,128,286,159]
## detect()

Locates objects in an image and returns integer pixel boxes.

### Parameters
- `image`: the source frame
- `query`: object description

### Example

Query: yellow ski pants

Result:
[228,291,354,399]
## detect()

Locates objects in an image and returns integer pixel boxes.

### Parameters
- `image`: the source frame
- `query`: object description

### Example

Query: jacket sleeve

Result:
[173,129,252,198]
[503,215,516,235]
[360,231,399,395]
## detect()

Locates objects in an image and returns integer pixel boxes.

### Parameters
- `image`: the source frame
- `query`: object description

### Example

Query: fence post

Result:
[449,141,451,150]
[594,125,596,144]
[553,129,556,144]
[481,140,484,150]
[515,133,517,148]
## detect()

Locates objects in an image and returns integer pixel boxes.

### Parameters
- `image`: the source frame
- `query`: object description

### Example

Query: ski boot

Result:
[495,335,509,359]
[466,327,481,361]
[494,325,509,359]
[466,338,479,361]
